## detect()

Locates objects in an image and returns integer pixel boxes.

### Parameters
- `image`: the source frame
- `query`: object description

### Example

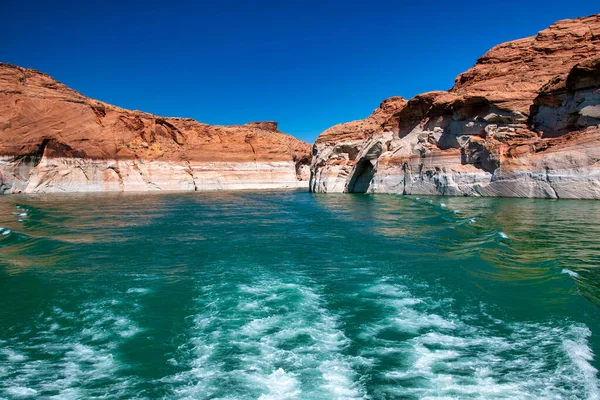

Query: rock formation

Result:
[310,14,600,199]
[0,64,311,193]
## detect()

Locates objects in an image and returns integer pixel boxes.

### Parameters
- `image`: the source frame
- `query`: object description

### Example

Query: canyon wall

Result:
[0,64,311,193]
[310,14,600,199]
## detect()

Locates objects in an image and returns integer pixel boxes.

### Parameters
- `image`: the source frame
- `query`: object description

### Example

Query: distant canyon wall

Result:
[310,15,600,199]
[0,63,311,194]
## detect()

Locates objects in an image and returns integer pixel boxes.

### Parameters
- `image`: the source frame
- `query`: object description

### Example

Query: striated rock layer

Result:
[310,14,600,199]
[0,64,311,193]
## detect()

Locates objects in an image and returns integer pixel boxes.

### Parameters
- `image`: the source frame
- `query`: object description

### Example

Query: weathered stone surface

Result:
[0,64,311,193]
[310,14,600,199]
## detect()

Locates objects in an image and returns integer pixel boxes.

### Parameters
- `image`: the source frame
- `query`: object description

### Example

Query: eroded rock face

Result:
[310,14,600,199]
[0,64,311,193]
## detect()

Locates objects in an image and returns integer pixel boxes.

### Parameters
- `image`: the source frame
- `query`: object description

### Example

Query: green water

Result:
[1,191,599,399]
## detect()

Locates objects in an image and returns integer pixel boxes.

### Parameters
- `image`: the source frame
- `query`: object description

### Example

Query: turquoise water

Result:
[1,190,600,399]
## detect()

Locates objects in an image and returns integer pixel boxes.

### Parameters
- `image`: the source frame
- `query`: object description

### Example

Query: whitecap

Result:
[319,359,364,399]
[255,368,301,400]
[469,218,476,224]
[2,348,28,362]
[498,232,509,239]
[440,203,447,208]
[563,328,600,400]
[5,386,38,398]
[562,269,580,279]
[19,213,27,217]
[126,288,151,295]
[2,229,11,235]
[118,325,141,338]
[240,316,282,337]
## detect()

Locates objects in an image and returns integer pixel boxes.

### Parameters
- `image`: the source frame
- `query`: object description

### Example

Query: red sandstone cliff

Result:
[0,64,311,193]
[311,15,600,199]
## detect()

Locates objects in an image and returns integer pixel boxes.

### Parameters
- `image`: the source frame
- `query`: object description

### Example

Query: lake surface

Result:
[1,190,599,399]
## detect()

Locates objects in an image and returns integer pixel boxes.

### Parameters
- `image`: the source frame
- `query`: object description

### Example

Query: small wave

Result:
[0,298,141,398]
[563,326,600,400]
[357,278,598,399]
[255,368,300,400]
[2,349,27,362]
[126,288,151,295]
[1,228,10,236]
[5,386,38,398]
[498,231,509,239]
[562,269,580,279]
[440,203,447,208]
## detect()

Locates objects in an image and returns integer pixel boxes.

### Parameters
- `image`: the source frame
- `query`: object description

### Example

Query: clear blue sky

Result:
[2,1,598,143]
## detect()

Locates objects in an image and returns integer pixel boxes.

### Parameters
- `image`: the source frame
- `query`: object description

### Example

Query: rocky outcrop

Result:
[310,14,600,199]
[0,64,311,193]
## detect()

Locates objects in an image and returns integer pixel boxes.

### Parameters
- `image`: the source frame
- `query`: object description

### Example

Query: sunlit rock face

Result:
[0,64,311,193]
[311,14,600,199]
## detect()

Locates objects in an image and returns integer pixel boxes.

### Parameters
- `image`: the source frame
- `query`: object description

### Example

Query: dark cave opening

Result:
[348,159,375,193]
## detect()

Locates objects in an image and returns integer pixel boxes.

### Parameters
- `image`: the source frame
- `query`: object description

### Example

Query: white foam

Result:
[163,278,365,399]
[562,269,580,279]
[390,311,456,333]
[240,316,282,337]
[19,213,27,217]
[5,386,38,398]
[498,231,509,239]
[2,348,28,362]
[126,287,151,294]
[564,327,600,400]
[469,218,476,224]
[440,203,447,208]
[358,278,599,399]
[0,297,142,398]
[255,368,301,400]
[1,229,10,235]
[319,360,364,399]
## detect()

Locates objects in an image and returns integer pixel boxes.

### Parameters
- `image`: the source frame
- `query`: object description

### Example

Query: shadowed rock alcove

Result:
[347,159,375,193]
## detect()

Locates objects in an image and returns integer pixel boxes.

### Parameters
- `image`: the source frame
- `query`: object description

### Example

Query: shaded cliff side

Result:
[311,14,600,199]
[0,64,311,193]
